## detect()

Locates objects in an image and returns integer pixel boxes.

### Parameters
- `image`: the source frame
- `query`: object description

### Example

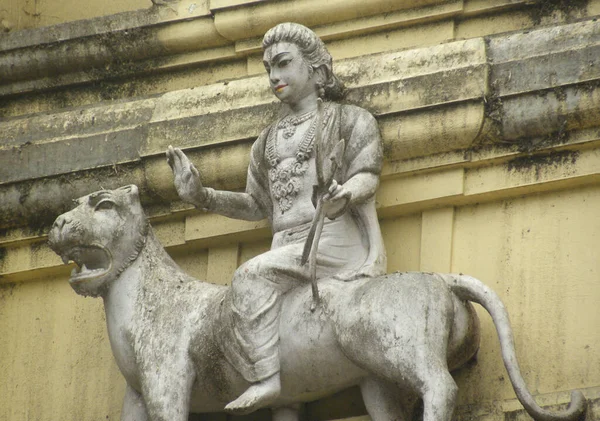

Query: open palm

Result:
[166,146,206,206]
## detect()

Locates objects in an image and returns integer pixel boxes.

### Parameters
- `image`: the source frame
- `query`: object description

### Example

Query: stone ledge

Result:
[0,0,535,97]
[212,0,447,41]
[2,19,600,232]
[234,1,464,55]
[0,37,488,181]
[2,140,599,279]
[0,1,211,52]
[0,15,229,93]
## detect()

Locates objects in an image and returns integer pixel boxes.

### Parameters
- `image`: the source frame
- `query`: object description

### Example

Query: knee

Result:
[232,257,265,289]
[235,257,263,277]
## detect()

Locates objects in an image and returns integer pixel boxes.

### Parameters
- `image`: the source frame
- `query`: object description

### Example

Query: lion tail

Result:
[445,273,586,421]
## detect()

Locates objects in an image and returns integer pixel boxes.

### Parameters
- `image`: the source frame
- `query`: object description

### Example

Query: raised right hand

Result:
[166,146,209,207]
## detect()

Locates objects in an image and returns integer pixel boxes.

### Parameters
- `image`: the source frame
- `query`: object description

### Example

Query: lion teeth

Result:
[71,267,77,277]
[81,263,88,272]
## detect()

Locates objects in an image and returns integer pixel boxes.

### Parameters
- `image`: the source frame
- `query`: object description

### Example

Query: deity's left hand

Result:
[322,180,352,220]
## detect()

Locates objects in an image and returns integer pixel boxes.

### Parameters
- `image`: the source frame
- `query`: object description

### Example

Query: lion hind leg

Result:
[121,384,148,421]
[420,368,458,421]
[360,377,417,421]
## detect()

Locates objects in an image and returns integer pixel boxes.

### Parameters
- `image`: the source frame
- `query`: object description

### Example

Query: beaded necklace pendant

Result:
[276,109,316,139]
[267,104,331,213]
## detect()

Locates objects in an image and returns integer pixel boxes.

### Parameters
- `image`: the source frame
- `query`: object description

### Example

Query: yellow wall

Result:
[0,0,149,31]
[452,186,600,406]
[0,275,125,420]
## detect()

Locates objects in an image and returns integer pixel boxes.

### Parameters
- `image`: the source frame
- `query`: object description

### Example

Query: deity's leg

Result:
[224,247,307,414]
[224,217,368,414]
[228,249,306,382]
[225,372,281,415]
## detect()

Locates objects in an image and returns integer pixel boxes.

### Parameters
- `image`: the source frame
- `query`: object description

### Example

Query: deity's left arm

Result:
[339,106,384,204]
[340,172,379,205]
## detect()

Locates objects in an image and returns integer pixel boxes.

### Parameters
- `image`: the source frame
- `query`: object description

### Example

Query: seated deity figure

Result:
[167,22,386,414]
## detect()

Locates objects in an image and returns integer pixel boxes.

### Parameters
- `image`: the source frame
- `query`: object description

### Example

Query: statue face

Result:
[263,42,317,105]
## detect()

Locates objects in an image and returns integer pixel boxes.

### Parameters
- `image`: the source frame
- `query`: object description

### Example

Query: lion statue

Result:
[48,185,586,421]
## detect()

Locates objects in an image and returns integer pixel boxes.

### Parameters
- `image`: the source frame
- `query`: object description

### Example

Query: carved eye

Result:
[95,200,115,211]
[279,59,291,68]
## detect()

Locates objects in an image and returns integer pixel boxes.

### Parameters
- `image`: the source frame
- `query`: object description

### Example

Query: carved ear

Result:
[317,65,333,85]
[314,65,327,83]
[118,185,141,204]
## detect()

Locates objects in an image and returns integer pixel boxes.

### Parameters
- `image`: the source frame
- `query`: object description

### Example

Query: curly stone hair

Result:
[262,22,345,100]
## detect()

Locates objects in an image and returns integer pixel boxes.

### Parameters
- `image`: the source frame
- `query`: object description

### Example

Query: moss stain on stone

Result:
[528,0,590,25]
[506,150,579,180]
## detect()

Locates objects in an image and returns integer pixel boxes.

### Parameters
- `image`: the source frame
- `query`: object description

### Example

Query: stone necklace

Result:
[276,109,316,139]
[266,104,330,213]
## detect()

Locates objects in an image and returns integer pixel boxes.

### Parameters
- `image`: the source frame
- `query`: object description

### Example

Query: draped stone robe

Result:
[218,103,387,383]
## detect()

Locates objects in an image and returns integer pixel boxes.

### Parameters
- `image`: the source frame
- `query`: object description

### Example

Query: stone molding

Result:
[2,18,600,231]
[0,0,530,97]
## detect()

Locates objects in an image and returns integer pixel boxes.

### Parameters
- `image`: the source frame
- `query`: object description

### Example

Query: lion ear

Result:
[118,185,140,203]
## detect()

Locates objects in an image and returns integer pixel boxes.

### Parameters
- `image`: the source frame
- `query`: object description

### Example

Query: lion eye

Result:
[95,200,115,211]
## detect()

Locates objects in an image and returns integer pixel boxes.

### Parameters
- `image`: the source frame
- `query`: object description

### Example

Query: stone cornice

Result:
[0,0,529,97]
[2,18,600,232]
[212,0,447,41]
[1,36,487,181]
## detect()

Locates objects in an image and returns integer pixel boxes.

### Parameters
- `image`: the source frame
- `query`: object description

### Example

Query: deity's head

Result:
[262,22,344,101]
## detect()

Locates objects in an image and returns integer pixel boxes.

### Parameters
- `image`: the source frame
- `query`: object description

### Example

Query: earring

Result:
[316,80,325,98]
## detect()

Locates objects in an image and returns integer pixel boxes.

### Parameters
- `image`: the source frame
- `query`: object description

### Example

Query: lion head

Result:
[48,185,149,297]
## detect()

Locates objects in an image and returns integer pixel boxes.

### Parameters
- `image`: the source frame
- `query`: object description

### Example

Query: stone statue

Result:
[48,184,586,421]
[166,22,386,413]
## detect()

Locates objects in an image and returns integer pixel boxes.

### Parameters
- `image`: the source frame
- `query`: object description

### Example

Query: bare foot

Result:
[225,373,281,415]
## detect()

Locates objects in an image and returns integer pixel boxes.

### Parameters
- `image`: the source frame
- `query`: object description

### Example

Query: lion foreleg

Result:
[121,384,148,421]
[140,358,195,421]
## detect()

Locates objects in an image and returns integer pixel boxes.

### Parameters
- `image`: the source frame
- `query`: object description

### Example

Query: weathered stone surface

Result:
[501,84,600,141]
[212,0,446,41]
[0,37,488,179]
[3,18,600,233]
[0,97,156,147]
[0,16,228,92]
[0,0,531,97]
[0,165,146,231]
[46,185,586,421]
[0,128,144,184]
[488,19,600,96]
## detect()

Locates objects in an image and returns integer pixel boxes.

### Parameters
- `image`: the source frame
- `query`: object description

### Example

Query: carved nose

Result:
[49,214,71,245]
[53,215,69,231]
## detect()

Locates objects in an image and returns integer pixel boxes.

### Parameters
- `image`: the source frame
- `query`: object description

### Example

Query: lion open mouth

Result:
[60,246,112,283]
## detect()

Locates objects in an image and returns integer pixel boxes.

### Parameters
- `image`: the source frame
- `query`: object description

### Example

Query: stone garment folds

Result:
[217,213,368,382]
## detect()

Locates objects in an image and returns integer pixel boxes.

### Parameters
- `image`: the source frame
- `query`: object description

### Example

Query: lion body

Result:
[48,186,586,421]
